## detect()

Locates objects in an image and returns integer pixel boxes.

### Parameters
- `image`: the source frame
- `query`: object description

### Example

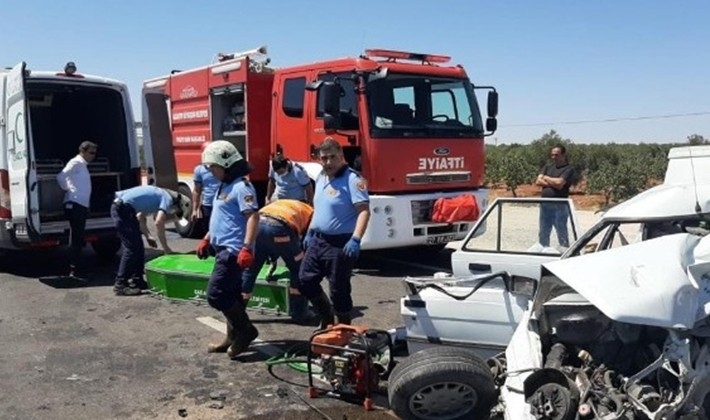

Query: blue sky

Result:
[3,0,708,144]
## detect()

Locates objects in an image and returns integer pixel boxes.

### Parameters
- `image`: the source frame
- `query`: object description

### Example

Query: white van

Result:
[0,62,142,258]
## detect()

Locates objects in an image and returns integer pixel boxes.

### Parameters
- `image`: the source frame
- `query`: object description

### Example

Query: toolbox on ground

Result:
[145,254,291,315]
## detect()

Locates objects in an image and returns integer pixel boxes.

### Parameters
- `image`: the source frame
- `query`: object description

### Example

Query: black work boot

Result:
[207,316,235,353]
[129,277,149,290]
[224,301,259,359]
[309,292,335,330]
[113,279,141,296]
[289,294,319,326]
[335,311,352,325]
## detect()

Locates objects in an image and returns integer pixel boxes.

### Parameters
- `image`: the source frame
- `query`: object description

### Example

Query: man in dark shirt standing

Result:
[535,145,576,248]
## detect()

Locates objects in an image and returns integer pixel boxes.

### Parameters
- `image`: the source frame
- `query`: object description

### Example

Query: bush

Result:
[499,148,536,196]
[483,132,691,205]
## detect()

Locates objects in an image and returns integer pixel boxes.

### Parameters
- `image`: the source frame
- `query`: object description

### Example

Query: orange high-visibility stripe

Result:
[260,199,313,235]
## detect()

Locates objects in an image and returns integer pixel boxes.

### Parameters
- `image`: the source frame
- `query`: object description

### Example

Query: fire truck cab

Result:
[142,47,498,250]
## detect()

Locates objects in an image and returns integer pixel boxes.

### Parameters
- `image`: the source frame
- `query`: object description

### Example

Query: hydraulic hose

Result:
[264,342,323,374]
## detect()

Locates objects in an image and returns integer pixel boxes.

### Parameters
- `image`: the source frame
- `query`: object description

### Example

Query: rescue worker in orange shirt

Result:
[241,199,316,324]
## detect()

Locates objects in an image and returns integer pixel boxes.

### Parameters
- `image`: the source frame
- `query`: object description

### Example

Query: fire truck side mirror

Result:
[486,117,498,133]
[487,90,499,118]
[322,82,342,131]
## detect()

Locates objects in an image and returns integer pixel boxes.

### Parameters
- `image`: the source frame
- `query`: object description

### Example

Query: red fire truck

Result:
[141,46,498,250]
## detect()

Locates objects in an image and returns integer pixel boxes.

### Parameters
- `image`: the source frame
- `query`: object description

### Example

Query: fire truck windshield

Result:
[366,73,484,138]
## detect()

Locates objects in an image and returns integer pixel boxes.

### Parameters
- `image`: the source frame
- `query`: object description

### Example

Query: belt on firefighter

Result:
[261,214,291,228]
[312,231,352,245]
[112,198,134,212]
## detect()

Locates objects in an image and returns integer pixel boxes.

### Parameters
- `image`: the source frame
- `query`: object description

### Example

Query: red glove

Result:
[237,247,254,268]
[196,238,211,260]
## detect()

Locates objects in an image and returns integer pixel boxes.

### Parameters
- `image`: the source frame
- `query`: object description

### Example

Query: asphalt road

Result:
[0,230,452,420]
[0,210,600,420]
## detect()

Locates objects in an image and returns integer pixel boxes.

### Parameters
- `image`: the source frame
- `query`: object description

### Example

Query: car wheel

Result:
[388,347,496,420]
[174,184,205,239]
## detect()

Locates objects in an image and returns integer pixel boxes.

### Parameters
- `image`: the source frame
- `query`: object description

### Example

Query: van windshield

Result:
[366,73,484,138]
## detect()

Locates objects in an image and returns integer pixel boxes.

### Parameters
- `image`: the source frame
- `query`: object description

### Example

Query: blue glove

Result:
[302,229,314,250]
[343,236,361,259]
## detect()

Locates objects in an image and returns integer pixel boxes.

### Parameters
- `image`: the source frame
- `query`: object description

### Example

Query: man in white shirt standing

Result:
[57,141,97,278]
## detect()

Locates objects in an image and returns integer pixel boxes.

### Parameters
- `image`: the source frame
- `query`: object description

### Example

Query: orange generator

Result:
[307,324,394,410]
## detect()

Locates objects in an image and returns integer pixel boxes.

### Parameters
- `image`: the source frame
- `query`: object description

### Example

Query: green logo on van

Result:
[14,112,24,143]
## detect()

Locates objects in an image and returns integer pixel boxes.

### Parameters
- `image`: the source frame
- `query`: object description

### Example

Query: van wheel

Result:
[388,347,497,420]
[174,184,205,239]
[92,237,121,264]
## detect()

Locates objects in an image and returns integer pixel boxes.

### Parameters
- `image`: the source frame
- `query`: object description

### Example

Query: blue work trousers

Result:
[111,202,145,281]
[207,247,244,312]
[242,219,303,293]
[298,233,355,313]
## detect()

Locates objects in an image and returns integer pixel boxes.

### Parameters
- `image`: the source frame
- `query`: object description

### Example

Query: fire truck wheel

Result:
[388,347,496,420]
[92,236,121,264]
[174,184,205,239]
[420,244,447,253]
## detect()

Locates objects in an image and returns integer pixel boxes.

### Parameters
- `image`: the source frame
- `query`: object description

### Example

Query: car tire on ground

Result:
[388,347,496,420]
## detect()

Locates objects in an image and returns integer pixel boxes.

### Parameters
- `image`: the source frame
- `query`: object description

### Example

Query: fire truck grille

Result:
[406,172,471,185]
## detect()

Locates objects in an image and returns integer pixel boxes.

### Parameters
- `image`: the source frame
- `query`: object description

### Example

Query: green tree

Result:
[587,160,647,206]
[484,144,505,187]
[687,134,709,145]
[499,148,536,196]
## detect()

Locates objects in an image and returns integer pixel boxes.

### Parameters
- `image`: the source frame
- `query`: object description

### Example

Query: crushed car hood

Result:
[543,233,710,330]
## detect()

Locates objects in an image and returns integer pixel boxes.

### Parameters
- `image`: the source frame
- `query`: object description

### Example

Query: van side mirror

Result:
[505,275,537,298]
[322,82,342,131]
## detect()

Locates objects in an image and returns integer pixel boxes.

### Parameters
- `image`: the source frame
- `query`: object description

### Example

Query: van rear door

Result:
[5,62,39,241]
[141,81,178,190]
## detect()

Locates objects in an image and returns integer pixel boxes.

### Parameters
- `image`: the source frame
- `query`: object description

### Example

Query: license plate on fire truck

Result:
[426,234,456,245]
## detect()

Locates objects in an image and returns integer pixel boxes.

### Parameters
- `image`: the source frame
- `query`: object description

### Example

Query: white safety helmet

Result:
[202,140,244,168]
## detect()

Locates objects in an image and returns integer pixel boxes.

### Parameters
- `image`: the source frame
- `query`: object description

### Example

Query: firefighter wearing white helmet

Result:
[195,140,260,359]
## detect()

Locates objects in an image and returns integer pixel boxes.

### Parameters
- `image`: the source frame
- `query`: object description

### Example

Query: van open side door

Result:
[141,81,178,191]
[5,62,40,241]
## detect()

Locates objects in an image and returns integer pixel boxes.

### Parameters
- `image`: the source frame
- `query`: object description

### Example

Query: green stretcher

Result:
[145,254,291,315]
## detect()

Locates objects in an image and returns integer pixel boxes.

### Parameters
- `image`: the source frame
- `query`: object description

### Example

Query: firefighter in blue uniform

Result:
[241,199,316,324]
[195,140,260,359]
[298,138,371,328]
[266,154,314,204]
[111,185,190,295]
[191,142,221,233]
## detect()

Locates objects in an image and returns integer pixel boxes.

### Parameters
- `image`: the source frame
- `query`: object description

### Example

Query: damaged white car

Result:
[389,232,710,419]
